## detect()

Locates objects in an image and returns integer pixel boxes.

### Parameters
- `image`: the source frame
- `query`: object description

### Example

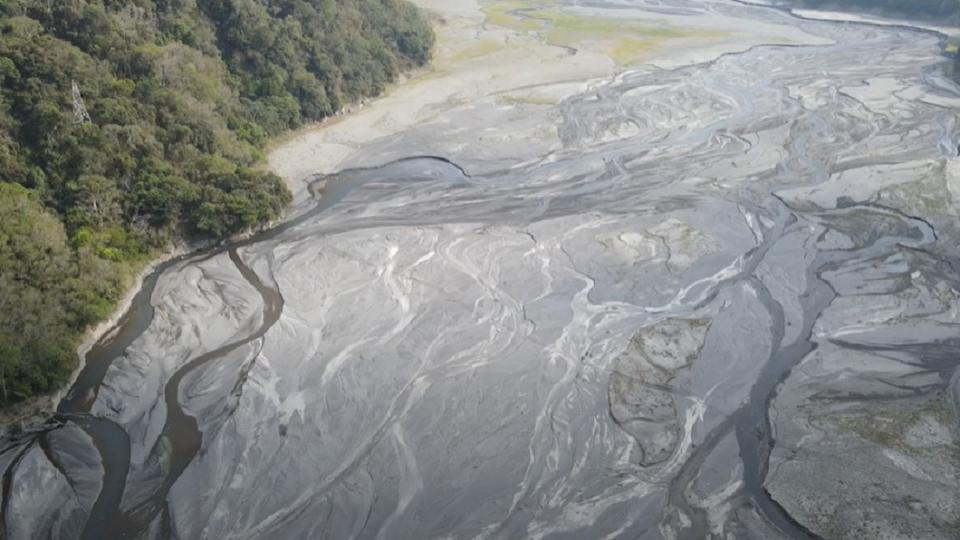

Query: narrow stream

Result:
[57,170,370,540]
[2,1,959,538]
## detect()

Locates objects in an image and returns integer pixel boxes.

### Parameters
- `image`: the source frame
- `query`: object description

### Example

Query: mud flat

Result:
[268,0,830,200]
[3,0,960,539]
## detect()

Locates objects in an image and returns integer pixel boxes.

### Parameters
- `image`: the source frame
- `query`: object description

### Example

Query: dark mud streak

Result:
[735,271,831,540]
[52,257,181,540]
[2,0,958,532]
[111,248,284,539]
[830,339,960,383]
[664,415,738,538]
[661,176,944,540]
[59,263,179,416]
[0,155,461,540]
[0,440,34,539]
[659,209,826,540]
[737,188,946,538]
[67,415,131,540]
[1,159,401,538]
[38,433,78,501]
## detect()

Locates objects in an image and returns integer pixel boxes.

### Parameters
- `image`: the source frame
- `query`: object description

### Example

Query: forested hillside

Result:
[0,0,433,406]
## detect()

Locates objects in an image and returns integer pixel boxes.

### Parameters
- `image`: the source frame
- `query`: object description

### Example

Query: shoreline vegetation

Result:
[1,0,955,422]
[0,0,434,413]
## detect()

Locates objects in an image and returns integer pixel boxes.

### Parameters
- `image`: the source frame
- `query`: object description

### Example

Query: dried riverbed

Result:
[3,0,960,539]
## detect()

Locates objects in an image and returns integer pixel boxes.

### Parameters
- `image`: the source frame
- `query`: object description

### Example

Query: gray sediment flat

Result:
[2,1,959,538]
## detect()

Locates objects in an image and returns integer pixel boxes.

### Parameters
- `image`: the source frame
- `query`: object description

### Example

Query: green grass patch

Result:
[447,39,507,63]
[496,93,560,106]
[483,1,546,32]
[480,0,723,65]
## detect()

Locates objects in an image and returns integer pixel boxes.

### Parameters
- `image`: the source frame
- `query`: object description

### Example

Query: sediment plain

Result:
[3,0,959,539]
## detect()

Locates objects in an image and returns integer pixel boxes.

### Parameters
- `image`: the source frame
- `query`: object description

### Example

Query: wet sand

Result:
[3,1,959,539]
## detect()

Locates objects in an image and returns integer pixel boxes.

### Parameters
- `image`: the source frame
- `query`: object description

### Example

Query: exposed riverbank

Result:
[64,0,835,417]
[3,0,959,538]
[0,247,180,429]
[269,0,830,202]
[1,0,828,427]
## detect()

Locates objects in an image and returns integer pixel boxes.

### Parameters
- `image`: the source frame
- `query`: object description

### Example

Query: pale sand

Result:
[268,0,830,201]
[792,8,960,38]
[54,1,829,419]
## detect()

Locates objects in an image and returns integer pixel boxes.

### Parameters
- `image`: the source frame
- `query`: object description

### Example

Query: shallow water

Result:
[3,1,960,538]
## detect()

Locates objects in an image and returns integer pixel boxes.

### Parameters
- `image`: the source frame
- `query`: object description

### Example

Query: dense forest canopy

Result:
[0,0,433,406]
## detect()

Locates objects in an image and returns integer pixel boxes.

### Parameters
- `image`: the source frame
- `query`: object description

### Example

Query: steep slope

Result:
[0,0,433,407]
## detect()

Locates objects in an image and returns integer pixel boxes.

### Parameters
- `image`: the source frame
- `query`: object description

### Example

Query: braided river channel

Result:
[3,1,960,538]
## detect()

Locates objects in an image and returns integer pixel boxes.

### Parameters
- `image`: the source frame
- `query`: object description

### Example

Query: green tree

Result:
[0,0,434,406]
[0,184,85,402]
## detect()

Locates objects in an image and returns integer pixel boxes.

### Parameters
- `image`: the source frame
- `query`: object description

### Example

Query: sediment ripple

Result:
[2,1,959,538]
